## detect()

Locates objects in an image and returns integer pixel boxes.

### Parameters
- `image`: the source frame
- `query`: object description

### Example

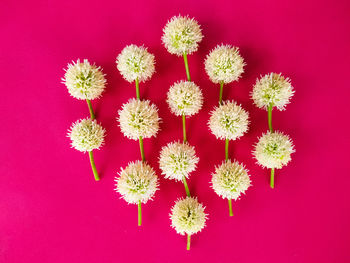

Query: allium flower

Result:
[253,131,295,169]
[252,73,294,111]
[162,15,203,56]
[167,80,203,116]
[68,118,105,152]
[204,44,245,84]
[115,161,159,204]
[116,44,155,83]
[118,99,160,140]
[170,197,207,236]
[208,101,249,140]
[62,59,106,100]
[212,160,251,200]
[159,142,199,181]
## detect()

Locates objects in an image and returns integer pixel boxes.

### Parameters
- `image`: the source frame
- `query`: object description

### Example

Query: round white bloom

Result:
[116,44,155,83]
[170,197,207,235]
[253,131,295,169]
[68,118,105,152]
[115,161,159,204]
[211,160,251,200]
[252,73,294,111]
[167,80,203,116]
[62,59,106,100]
[208,101,249,140]
[159,142,199,181]
[204,44,245,84]
[118,99,160,140]
[162,15,203,56]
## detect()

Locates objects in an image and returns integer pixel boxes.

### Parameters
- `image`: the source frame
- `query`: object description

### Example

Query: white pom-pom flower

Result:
[62,59,106,100]
[167,80,203,116]
[159,142,199,181]
[170,197,207,235]
[116,44,155,83]
[252,73,294,111]
[204,44,245,84]
[118,99,160,140]
[253,131,295,169]
[68,118,106,152]
[208,101,249,140]
[162,15,203,56]
[212,160,251,200]
[115,161,159,204]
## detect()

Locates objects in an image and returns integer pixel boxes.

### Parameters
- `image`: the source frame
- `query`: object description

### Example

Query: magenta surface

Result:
[1,0,349,262]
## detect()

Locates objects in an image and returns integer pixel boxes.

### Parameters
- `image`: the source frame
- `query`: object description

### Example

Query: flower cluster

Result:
[116,44,155,83]
[162,15,203,56]
[252,73,294,110]
[68,118,106,152]
[170,197,207,235]
[115,161,159,204]
[253,131,295,169]
[205,44,245,84]
[159,142,199,181]
[167,81,203,117]
[118,99,161,140]
[212,160,251,200]
[62,59,106,100]
[208,100,249,140]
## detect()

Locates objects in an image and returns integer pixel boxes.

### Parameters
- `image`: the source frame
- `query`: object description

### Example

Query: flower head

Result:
[115,161,159,204]
[159,141,199,181]
[253,131,295,169]
[116,44,155,83]
[208,101,249,140]
[62,59,106,100]
[170,197,207,235]
[212,160,251,200]
[251,73,294,111]
[204,44,245,84]
[162,15,203,56]
[68,118,105,152]
[118,99,161,140]
[167,80,203,116]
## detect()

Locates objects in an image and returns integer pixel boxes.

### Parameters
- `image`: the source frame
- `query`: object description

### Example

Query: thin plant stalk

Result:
[88,151,100,181]
[183,52,191,81]
[187,234,191,250]
[86,99,95,120]
[138,200,142,226]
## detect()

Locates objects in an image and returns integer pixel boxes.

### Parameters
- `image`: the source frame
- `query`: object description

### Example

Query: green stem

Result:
[182,176,191,197]
[135,77,140,100]
[86,99,95,120]
[182,114,187,143]
[88,151,100,181]
[268,104,273,132]
[183,52,191,81]
[225,138,229,161]
[138,200,142,226]
[219,82,224,105]
[228,199,233,216]
[187,234,191,250]
[270,168,275,189]
[139,136,145,162]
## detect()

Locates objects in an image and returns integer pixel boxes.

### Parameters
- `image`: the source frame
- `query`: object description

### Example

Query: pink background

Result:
[1,0,350,262]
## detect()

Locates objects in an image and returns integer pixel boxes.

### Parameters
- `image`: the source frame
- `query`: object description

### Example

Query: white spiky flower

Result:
[116,44,155,83]
[162,15,203,56]
[208,101,249,140]
[159,142,199,181]
[115,161,159,204]
[252,73,294,111]
[170,197,207,235]
[167,80,203,116]
[62,59,106,100]
[118,99,161,140]
[204,44,245,84]
[212,160,251,200]
[68,118,106,152]
[253,131,295,169]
